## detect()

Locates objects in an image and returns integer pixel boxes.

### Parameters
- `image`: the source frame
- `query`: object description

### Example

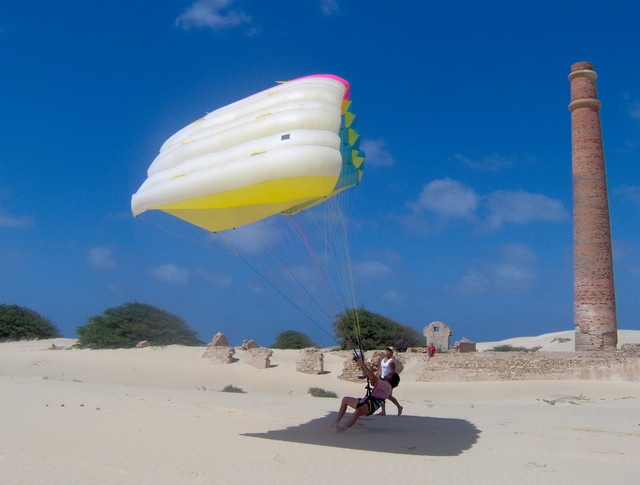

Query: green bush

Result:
[270,330,318,349]
[333,306,423,351]
[308,387,337,398]
[551,337,571,344]
[0,304,61,341]
[489,345,542,352]
[76,302,204,349]
[221,384,245,393]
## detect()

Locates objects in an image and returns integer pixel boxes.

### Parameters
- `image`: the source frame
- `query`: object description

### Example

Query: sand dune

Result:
[1,332,639,484]
[476,329,640,352]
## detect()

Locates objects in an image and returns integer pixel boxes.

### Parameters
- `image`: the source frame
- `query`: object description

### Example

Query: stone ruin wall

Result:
[295,348,324,374]
[338,350,406,382]
[202,346,236,363]
[200,330,640,381]
[241,347,273,369]
[423,321,452,352]
[201,333,272,367]
[416,345,640,382]
[201,332,236,363]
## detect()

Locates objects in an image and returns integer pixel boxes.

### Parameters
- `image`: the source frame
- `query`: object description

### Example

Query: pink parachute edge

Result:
[289,74,351,100]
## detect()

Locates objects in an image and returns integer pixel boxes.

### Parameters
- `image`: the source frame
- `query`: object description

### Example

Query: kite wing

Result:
[131,75,364,232]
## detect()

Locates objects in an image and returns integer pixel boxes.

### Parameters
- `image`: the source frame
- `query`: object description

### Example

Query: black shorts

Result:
[357,396,384,416]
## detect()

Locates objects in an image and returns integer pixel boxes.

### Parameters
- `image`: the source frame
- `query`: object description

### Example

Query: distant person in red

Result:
[428,343,436,358]
[334,357,400,433]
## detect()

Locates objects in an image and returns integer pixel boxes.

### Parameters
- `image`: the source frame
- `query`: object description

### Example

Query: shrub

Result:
[270,330,318,349]
[551,337,571,344]
[221,384,245,393]
[308,387,337,398]
[333,306,423,350]
[0,304,61,341]
[489,345,542,352]
[76,302,204,349]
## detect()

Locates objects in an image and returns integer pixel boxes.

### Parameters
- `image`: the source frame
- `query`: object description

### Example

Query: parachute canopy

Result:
[131,75,364,232]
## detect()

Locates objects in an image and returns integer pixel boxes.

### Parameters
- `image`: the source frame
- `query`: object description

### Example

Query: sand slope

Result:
[476,329,640,351]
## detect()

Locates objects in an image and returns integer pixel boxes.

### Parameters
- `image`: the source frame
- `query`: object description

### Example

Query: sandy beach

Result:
[2,332,639,485]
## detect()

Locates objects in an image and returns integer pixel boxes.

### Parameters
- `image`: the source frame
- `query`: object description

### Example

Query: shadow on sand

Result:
[243,413,480,456]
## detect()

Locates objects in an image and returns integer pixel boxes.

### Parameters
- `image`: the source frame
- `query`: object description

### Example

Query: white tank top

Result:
[380,358,393,378]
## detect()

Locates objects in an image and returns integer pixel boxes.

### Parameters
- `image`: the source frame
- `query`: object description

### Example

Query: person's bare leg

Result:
[337,405,368,433]
[388,395,403,415]
[335,397,358,431]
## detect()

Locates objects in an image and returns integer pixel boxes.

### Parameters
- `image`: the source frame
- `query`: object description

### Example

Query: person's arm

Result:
[355,357,378,384]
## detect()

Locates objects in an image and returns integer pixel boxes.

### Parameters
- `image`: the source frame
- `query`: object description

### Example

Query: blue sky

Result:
[2,0,639,346]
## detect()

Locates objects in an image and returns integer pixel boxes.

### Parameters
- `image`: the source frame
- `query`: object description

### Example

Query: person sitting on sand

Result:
[378,347,403,416]
[334,356,400,433]
[428,343,436,358]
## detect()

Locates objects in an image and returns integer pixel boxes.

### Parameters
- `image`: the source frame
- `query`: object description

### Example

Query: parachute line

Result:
[225,245,335,339]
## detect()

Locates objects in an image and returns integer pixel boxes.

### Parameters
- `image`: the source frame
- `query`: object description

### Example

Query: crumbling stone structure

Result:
[241,347,273,369]
[569,61,618,350]
[202,346,236,363]
[201,332,235,363]
[296,348,324,374]
[338,352,374,382]
[241,339,259,350]
[417,349,640,382]
[423,321,452,352]
[211,332,229,347]
[621,343,640,353]
[338,351,405,382]
[454,338,476,353]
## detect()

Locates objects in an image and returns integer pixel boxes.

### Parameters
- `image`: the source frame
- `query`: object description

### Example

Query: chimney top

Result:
[571,61,594,72]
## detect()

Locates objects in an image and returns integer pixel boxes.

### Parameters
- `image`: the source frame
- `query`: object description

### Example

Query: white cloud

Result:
[194,267,232,288]
[87,246,116,270]
[486,190,569,228]
[500,243,537,265]
[613,240,640,277]
[381,289,406,305]
[405,178,568,233]
[0,248,29,264]
[353,260,393,279]
[320,0,340,16]
[449,270,492,295]
[0,209,33,227]
[281,264,322,291]
[211,218,284,254]
[625,93,640,120]
[248,281,267,295]
[150,264,190,284]
[410,178,479,219]
[453,153,514,172]
[613,184,640,204]
[361,139,395,167]
[492,244,537,291]
[176,0,251,30]
[447,244,538,295]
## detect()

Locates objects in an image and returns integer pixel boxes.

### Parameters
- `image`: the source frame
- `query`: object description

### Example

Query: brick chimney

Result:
[568,62,617,351]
